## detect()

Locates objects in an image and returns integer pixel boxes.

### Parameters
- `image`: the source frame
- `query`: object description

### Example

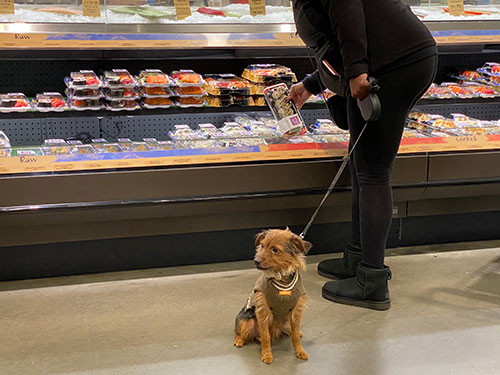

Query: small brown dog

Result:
[234,228,312,364]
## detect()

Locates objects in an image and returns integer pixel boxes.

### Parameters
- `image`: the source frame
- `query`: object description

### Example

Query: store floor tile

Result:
[1,242,499,375]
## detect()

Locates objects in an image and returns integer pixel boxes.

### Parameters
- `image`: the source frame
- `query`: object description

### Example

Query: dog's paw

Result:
[234,337,245,348]
[296,349,309,361]
[261,352,273,364]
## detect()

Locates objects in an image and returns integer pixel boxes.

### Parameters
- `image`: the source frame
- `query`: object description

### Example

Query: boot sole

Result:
[322,289,391,311]
[317,268,355,280]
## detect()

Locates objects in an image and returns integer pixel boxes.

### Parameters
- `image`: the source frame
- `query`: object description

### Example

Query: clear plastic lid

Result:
[92,143,123,153]
[0,131,11,148]
[103,88,139,100]
[142,97,175,108]
[65,88,102,100]
[72,145,96,154]
[44,139,67,146]
[140,86,174,98]
[102,69,137,89]
[106,100,140,112]
[242,64,297,84]
[35,93,69,112]
[69,98,103,111]
[137,70,171,87]
[169,125,205,141]
[66,70,103,89]
[0,93,31,112]
[170,70,205,87]
[203,74,251,96]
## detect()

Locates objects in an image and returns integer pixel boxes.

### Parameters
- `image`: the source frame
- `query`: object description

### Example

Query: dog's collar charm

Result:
[271,272,298,292]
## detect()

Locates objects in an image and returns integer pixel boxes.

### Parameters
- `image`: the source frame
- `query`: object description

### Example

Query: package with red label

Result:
[65,70,103,89]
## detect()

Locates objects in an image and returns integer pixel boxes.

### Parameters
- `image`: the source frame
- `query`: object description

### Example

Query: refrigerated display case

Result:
[1,1,500,280]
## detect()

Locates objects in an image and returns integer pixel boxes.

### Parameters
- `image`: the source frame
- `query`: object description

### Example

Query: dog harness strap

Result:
[271,272,299,291]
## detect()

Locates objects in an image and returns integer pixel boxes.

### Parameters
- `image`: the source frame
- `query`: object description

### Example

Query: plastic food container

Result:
[140,87,174,98]
[157,141,176,150]
[171,70,205,87]
[120,141,150,152]
[175,86,205,97]
[92,143,123,153]
[106,100,140,111]
[0,147,12,157]
[0,131,11,148]
[169,125,205,141]
[65,70,103,89]
[203,74,251,96]
[242,64,297,84]
[34,93,69,112]
[264,83,304,136]
[103,88,139,100]
[142,97,175,109]
[0,93,32,112]
[178,97,205,108]
[310,119,347,134]
[65,88,102,100]
[197,123,224,138]
[69,98,103,111]
[102,69,137,89]
[137,70,171,87]
[245,121,278,137]
[72,145,96,154]
[42,145,71,155]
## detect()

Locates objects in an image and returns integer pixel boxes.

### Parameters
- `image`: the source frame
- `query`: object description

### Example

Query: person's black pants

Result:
[347,54,438,268]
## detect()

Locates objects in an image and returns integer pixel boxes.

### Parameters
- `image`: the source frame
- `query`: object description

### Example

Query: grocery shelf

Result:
[0,20,500,50]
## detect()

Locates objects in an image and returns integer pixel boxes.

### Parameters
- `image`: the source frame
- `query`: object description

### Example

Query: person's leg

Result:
[322,55,438,309]
[317,137,363,279]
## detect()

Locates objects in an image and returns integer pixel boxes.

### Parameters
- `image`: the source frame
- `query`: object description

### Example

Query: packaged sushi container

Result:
[34,93,69,112]
[170,70,205,87]
[69,98,103,111]
[137,70,171,88]
[65,70,103,89]
[203,74,250,96]
[102,69,137,89]
[242,64,297,84]
[0,93,32,113]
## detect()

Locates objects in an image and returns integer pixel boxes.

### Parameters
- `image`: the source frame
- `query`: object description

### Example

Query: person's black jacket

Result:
[293,0,437,95]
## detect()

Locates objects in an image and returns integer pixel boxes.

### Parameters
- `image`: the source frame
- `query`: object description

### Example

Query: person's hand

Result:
[349,73,370,100]
[288,82,312,110]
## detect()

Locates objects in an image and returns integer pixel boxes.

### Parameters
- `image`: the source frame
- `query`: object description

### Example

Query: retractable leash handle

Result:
[299,77,381,239]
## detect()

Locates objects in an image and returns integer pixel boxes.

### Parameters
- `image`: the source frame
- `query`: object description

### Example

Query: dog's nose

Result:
[254,259,261,267]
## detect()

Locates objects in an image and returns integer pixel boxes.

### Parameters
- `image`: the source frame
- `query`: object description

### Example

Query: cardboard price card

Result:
[249,0,266,16]
[82,0,101,17]
[174,0,191,20]
[448,0,465,16]
[0,0,15,15]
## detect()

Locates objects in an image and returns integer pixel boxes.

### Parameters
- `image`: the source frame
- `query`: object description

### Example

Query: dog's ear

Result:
[255,231,266,248]
[290,234,312,255]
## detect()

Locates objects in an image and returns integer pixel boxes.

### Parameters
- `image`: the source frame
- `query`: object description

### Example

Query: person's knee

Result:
[356,167,391,186]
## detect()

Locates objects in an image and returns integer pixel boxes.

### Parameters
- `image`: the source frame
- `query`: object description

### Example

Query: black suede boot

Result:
[321,264,392,311]
[317,245,362,280]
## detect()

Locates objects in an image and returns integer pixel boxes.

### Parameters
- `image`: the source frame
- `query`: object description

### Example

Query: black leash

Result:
[298,47,381,239]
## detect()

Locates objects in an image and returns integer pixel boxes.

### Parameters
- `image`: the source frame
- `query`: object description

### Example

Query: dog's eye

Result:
[271,247,279,254]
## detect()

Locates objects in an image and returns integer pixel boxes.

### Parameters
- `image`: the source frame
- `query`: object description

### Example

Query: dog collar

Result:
[271,272,298,292]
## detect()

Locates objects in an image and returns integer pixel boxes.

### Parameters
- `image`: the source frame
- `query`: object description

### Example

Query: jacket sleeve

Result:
[328,0,369,80]
[302,70,322,96]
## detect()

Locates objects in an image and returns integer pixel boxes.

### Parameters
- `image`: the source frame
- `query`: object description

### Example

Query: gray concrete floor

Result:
[1,241,499,375]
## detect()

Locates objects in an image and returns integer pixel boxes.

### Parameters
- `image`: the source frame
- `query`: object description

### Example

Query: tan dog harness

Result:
[246,272,305,321]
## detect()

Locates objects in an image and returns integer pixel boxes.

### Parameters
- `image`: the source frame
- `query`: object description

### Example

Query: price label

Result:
[174,0,191,20]
[448,0,465,16]
[82,0,101,17]
[0,0,14,15]
[249,0,266,16]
